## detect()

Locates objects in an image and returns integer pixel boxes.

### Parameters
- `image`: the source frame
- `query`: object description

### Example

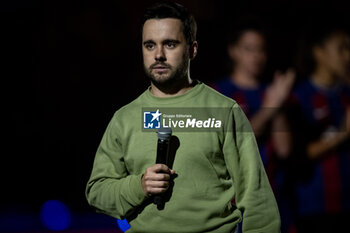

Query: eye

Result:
[144,43,155,50]
[166,42,177,49]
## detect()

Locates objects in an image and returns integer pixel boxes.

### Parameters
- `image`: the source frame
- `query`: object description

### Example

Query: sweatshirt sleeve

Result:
[223,103,281,233]
[85,113,148,219]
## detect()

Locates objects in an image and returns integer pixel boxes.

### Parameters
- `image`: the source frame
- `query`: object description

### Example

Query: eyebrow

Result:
[143,40,155,46]
[143,39,181,46]
[163,39,180,44]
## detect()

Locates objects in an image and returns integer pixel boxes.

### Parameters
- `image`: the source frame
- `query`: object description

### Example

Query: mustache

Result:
[150,62,171,69]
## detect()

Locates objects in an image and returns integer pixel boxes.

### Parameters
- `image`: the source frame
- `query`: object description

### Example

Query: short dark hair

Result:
[226,16,267,46]
[295,14,350,76]
[141,1,197,45]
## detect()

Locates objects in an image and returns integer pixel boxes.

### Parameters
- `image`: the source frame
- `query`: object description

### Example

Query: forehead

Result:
[142,18,184,41]
[238,30,265,45]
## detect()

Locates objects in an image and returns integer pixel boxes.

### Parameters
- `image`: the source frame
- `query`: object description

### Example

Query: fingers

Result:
[148,179,170,188]
[141,164,175,196]
[152,164,172,174]
[264,68,296,108]
[144,172,171,181]
[285,68,296,86]
[142,180,170,195]
[274,69,295,85]
[271,69,296,98]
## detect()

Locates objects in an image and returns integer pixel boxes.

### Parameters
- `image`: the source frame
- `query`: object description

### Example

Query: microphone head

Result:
[157,127,172,140]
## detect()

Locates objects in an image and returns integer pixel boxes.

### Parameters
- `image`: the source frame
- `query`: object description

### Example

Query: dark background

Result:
[2,0,350,231]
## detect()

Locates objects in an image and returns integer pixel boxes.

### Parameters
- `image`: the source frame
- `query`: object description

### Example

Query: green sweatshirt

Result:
[86,82,280,233]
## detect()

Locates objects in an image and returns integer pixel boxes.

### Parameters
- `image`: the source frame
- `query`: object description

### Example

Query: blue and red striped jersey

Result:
[210,77,266,118]
[292,79,350,216]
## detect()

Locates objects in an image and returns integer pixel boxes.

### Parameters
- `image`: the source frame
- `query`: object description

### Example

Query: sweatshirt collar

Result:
[143,80,204,105]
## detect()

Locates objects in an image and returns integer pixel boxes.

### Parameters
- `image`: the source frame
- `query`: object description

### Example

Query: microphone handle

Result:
[154,138,170,209]
[156,138,169,165]
[154,195,163,207]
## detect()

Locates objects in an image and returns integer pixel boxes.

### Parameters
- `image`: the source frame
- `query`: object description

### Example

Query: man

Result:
[86,2,280,232]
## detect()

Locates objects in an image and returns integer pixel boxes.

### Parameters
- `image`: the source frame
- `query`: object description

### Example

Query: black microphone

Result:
[154,127,172,209]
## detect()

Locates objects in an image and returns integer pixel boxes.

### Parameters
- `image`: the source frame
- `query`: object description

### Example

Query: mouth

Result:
[153,67,169,70]
[151,63,170,68]
[152,65,170,73]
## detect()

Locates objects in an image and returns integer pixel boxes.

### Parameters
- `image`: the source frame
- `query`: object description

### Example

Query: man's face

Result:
[142,18,189,87]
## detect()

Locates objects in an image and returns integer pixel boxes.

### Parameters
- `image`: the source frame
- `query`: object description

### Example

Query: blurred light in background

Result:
[40,200,71,231]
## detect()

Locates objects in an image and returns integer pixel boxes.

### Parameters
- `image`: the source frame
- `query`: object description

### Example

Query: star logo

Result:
[143,109,162,129]
[151,109,162,122]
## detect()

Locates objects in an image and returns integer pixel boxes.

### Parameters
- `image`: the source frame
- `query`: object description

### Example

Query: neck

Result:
[150,75,195,98]
[312,66,337,88]
[231,67,259,89]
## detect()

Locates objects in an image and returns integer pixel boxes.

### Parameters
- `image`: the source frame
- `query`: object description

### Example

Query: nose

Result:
[155,46,166,62]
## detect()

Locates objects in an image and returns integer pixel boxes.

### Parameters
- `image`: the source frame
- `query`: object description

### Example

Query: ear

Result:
[189,41,198,60]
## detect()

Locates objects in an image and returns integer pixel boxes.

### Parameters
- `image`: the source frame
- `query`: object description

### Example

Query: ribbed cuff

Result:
[128,173,149,206]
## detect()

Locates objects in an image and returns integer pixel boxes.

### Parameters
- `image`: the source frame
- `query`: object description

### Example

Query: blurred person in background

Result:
[211,19,296,233]
[291,18,350,233]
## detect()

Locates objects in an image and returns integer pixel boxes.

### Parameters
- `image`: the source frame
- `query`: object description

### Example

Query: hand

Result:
[263,68,295,108]
[141,164,175,196]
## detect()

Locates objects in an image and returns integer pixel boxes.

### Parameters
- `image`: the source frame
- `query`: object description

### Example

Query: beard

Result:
[144,53,189,89]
